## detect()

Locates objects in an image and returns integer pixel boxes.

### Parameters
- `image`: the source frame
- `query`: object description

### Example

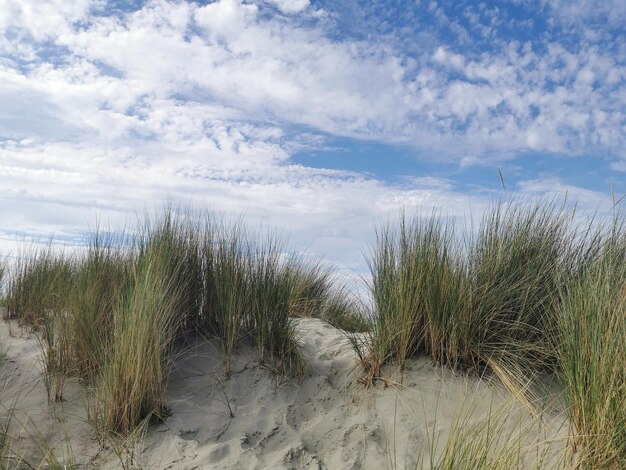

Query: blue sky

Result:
[0,0,624,273]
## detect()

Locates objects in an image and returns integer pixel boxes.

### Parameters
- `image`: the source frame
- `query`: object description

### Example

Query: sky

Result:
[0,0,624,275]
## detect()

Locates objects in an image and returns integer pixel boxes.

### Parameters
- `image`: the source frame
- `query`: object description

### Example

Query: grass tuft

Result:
[3,209,349,436]
[556,219,626,468]
[358,198,626,465]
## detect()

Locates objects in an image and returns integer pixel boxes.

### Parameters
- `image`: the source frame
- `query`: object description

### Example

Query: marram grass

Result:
[2,199,624,468]
[556,226,626,469]
[93,216,192,434]
[356,198,626,467]
[3,209,352,436]
[6,244,73,328]
[356,200,573,388]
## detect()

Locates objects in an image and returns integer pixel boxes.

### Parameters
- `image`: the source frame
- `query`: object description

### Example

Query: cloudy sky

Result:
[0,0,624,273]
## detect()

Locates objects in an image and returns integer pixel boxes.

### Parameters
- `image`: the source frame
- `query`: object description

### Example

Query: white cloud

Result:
[263,0,310,15]
[0,137,479,271]
[195,0,257,38]
[610,161,626,172]
[517,177,614,212]
[544,0,626,26]
[0,0,98,53]
[432,46,465,69]
[3,0,622,159]
[0,0,624,268]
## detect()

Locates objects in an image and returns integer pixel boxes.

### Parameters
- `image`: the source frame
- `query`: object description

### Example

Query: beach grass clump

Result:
[91,211,343,432]
[192,219,361,378]
[4,247,76,402]
[1,213,205,436]
[94,215,193,435]
[315,287,370,333]
[197,224,307,377]
[38,310,74,403]
[5,245,74,328]
[287,260,370,332]
[248,237,306,376]
[358,199,573,391]
[198,221,251,375]
[66,231,131,381]
[2,208,363,436]
[361,198,626,464]
[557,222,626,468]
[356,213,464,380]
[244,236,367,375]
[462,200,572,388]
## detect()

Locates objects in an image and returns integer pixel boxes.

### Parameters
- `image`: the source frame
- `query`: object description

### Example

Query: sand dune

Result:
[0,318,568,469]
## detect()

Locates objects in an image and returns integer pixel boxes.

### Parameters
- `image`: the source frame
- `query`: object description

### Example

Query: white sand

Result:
[0,320,99,467]
[0,318,568,469]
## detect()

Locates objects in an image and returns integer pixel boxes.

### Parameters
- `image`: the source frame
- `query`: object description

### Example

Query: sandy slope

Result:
[0,320,102,467]
[0,318,568,469]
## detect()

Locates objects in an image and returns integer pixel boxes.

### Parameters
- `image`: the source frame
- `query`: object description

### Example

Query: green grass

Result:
[199,221,252,375]
[356,200,573,389]
[194,220,364,378]
[3,246,76,403]
[556,222,626,468]
[6,243,73,328]
[2,200,623,468]
[67,230,131,381]
[247,237,305,376]
[94,218,190,434]
[287,260,371,332]
[355,211,464,380]
[462,200,572,392]
[358,198,625,466]
[2,209,354,436]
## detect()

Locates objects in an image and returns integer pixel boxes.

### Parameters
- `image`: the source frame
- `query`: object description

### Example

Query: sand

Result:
[0,318,568,469]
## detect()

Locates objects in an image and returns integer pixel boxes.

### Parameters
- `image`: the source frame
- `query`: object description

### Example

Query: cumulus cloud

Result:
[263,0,310,15]
[0,0,623,268]
[3,0,624,157]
